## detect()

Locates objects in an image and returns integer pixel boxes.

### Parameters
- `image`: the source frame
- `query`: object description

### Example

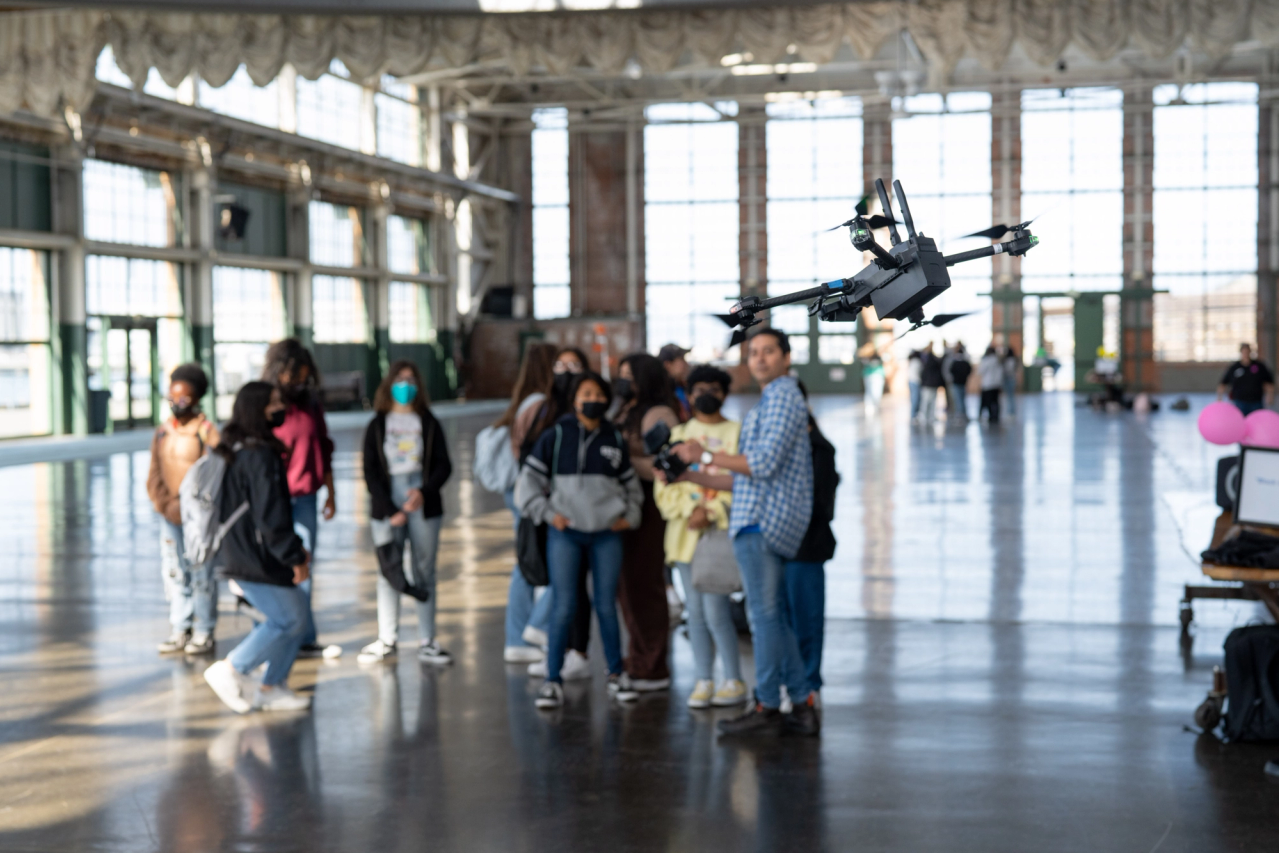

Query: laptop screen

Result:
[1235,446,1279,528]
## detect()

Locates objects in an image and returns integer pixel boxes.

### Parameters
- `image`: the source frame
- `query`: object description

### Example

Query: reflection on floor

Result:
[2,392,1278,851]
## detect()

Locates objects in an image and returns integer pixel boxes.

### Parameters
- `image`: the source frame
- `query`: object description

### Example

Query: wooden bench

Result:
[1182,511,1279,635]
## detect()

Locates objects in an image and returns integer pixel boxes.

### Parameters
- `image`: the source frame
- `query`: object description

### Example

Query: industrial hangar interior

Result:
[4,0,1279,850]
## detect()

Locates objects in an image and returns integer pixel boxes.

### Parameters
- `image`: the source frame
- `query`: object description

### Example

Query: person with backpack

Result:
[516,372,643,710]
[478,342,557,663]
[652,364,746,709]
[355,361,454,666]
[262,339,341,660]
[785,382,840,707]
[202,381,313,714]
[148,363,220,655]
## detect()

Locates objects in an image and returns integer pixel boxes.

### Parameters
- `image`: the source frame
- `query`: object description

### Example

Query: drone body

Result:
[719,178,1039,345]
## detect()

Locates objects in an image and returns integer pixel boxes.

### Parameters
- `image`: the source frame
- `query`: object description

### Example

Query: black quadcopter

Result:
[717,178,1039,346]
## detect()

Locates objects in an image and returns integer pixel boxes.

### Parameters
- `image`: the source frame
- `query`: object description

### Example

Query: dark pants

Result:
[617,479,671,680]
[784,560,826,695]
[980,389,1001,423]
[1234,399,1264,415]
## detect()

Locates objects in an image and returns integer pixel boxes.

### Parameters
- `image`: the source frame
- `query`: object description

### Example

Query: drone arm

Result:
[944,231,1039,267]
[851,225,900,269]
[751,283,834,311]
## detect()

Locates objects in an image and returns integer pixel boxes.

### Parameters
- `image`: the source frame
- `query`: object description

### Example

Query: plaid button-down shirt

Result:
[729,375,813,559]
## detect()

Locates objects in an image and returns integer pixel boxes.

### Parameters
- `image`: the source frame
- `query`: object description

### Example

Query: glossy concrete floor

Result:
[2,393,1279,852]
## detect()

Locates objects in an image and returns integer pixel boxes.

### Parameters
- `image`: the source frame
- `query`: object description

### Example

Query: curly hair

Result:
[169,363,210,400]
[262,338,321,398]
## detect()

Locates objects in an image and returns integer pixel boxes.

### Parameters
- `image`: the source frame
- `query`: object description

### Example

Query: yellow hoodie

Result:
[652,417,740,565]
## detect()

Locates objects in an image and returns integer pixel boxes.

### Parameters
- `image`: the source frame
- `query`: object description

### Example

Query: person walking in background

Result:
[262,339,341,660]
[149,363,221,655]
[658,344,693,420]
[495,342,558,664]
[614,352,681,693]
[674,328,818,737]
[918,344,945,425]
[1001,345,1020,415]
[978,346,1005,424]
[947,343,972,423]
[859,343,885,416]
[202,381,313,714]
[1217,343,1275,415]
[653,365,747,709]
[785,381,840,708]
[516,372,643,710]
[907,349,923,420]
[356,361,454,666]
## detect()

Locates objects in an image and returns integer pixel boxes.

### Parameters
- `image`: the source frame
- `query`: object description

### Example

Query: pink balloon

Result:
[1243,409,1279,449]
[1198,401,1247,445]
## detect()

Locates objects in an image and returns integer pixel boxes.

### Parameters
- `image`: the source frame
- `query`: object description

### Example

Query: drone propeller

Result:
[894,311,978,339]
[713,313,739,327]
[826,214,901,233]
[962,217,1039,241]
[729,327,750,347]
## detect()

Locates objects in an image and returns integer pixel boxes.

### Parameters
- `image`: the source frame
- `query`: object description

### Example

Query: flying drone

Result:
[717,178,1040,346]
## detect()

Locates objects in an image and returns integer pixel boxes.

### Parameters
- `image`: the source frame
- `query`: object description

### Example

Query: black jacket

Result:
[793,423,839,563]
[217,441,308,587]
[362,410,453,521]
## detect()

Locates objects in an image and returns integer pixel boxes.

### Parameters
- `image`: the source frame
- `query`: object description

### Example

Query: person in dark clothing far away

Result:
[203,381,313,715]
[357,360,454,666]
[785,381,840,708]
[918,344,945,424]
[947,343,972,423]
[1217,343,1275,415]
[658,343,693,420]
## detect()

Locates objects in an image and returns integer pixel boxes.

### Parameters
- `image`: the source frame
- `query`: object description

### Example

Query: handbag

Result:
[690,528,741,595]
[516,516,549,587]
[371,519,430,602]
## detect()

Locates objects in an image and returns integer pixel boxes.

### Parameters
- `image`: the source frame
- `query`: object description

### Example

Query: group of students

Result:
[148,339,456,715]
[906,342,1019,425]
[495,330,838,737]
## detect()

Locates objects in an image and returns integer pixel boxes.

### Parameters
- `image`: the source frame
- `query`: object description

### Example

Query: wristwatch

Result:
[700,450,714,466]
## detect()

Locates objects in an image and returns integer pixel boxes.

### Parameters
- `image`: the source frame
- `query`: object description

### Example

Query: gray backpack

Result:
[178,446,250,566]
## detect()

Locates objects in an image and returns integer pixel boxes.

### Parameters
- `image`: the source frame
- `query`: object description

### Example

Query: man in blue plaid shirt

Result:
[675,328,817,737]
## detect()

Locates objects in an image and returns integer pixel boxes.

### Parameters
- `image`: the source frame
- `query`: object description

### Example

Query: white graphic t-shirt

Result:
[384,412,423,476]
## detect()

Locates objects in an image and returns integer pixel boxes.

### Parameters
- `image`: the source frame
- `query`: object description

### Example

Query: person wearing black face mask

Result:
[515,372,644,709]
[147,363,221,655]
[653,365,747,708]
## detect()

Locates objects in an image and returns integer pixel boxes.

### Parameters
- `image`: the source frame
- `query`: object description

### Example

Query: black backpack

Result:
[1222,624,1279,742]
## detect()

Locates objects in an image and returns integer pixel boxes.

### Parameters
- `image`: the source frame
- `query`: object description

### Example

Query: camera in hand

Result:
[644,421,688,481]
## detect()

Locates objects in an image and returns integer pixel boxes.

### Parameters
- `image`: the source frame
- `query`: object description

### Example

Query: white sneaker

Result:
[607,675,639,703]
[204,659,252,714]
[521,625,548,648]
[418,640,453,665]
[504,645,544,663]
[561,649,591,681]
[535,681,564,709]
[184,632,215,655]
[622,674,670,692]
[712,679,749,707]
[687,679,715,709]
[357,639,397,664]
[296,643,343,660]
[254,684,312,712]
[779,685,793,715]
[527,658,548,678]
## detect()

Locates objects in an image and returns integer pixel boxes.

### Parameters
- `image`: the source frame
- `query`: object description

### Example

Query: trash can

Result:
[88,389,111,434]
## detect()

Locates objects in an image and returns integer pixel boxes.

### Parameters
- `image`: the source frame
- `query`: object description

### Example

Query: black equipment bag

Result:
[375,530,430,602]
[516,517,549,587]
[1222,624,1279,741]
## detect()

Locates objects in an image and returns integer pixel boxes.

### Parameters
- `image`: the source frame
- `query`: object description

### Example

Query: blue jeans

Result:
[161,518,217,635]
[228,580,309,686]
[376,473,442,645]
[1234,400,1264,415]
[545,527,623,683]
[674,561,741,682]
[733,530,808,709]
[909,381,921,417]
[783,560,826,695]
[504,488,553,648]
[291,493,319,646]
[1003,376,1017,414]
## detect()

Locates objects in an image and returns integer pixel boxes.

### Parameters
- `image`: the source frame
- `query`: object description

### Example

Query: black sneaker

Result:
[717,702,783,737]
[782,696,821,737]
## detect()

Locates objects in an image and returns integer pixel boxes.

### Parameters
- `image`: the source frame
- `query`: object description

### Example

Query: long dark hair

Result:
[262,338,321,401]
[215,381,288,461]
[494,342,557,428]
[618,352,680,438]
[373,359,432,419]
[527,346,594,442]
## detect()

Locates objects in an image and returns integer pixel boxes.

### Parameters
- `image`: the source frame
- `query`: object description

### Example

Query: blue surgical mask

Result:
[391,381,418,405]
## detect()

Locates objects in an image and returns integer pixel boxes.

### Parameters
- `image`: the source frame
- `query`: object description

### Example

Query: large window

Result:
[644,102,739,360]
[377,77,422,166]
[312,275,369,343]
[0,248,51,437]
[766,96,864,366]
[310,202,367,268]
[532,108,570,319]
[389,281,437,343]
[95,46,185,101]
[198,66,281,128]
[893,92,994,354]
[1153,83,1259,362]
[387,215,432,275]
[297,60,364,151]
[212,266,288,418]
[85,255,183,317]
[83,160,180,248]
